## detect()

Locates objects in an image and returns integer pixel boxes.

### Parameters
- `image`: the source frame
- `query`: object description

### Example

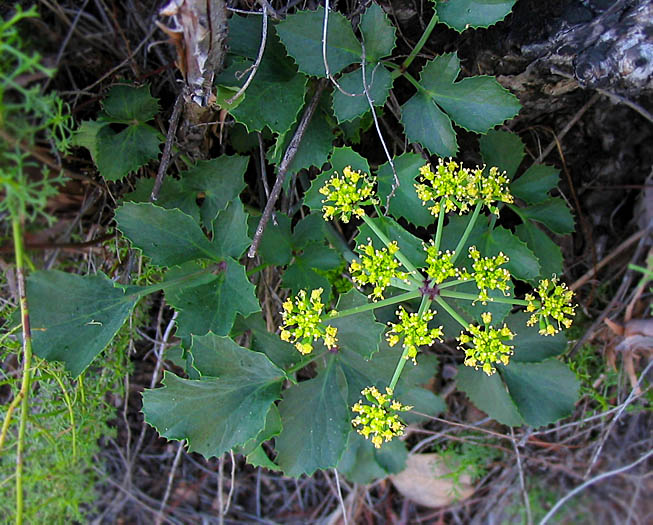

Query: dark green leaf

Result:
[338,431,407,484]
[479,129,525,179]
[325,289,386,359]
[124,178,200,222]
[166,259,260,338]
[456,365,523,426]
[401,91,457,157]
[246,445,282,471]
[304,147,371,210]
[480,226,540,282]
[25,271,139,376]
[248,213,293,266]
[292,213,328,249]
[377,153,434,228]
[508,312,567,362]
[521,198,575,235]
[282,243,342,300]
[115,202,220,266]
[398,386,446,424]
[276,7,361,77]
[510,164,560,204]
[515,222,563,279]
[356,215,427,269]
[332,66,393,123]
[360,3,396,61]
[437,0,517,32]
[438,213,486,255]
[501,359,579,427]
[211,199,250,259]
[142,360,283,457]
[276,359,350,476]
[101,84,159,123]
[95,123,161,181]
[452,280,514,324]
[71,120,103,162]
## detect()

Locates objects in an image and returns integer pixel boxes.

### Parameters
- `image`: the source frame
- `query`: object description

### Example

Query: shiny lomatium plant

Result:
[279,161,577,448]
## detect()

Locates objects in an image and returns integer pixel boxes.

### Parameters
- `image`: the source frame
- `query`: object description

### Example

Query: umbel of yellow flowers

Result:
[352,386,412,448]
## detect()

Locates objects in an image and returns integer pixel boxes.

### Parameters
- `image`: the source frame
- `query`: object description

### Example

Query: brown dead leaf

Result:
[390,453,474,508]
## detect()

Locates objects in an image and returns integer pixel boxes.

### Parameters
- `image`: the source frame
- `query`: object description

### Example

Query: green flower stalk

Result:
[525,277,576,335]
[464,246,511,304]
[386,306,443,363]
[280,288,338,354]
[415,158,513,217]
[350,240,408,300]
[319,165,377,223]
[351,386,412,448]
[424,242,460,284]
[457,312,515,375]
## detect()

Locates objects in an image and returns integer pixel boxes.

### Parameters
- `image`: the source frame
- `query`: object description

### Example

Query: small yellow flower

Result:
[423,242,460,284]
[351,386,412,448]
[386,306,443,363]
[465,246,511,304]
[525,277,576,335]
[319,166,378,223]
[350,240,408,301]
[457,313,515,375]
[279,288,339,354]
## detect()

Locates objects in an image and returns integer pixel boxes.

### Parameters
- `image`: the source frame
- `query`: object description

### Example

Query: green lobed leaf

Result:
[338,431,408,484]
[452,280,514,324]
[281,243,342,301]
[377,153,434,228]
[325,289,386,359]
[142,360,283,457]
[500,359,580,427]
[125,178,200,223]
[276,7,362,77]
[515,222,563,279]
[304,147,371,210]
[439,213,486,255]
[456,365,523,426]
[479,129,525,179]
[24,271,139,376]
[520,198,575,235]
[398,386,446,424]
[480,226,540,282]
[510,164,560,204]
[166,259,260,338]
[216,19,308,135]
[507,312,567,362]
[275,359,351,477]
[246,445,282,471]
[248,213,293,266]
[332,65,393,123]
[210,199,250,259]
[356,215,427,270]
[115,203,220,266]
[292,213,328,249]
[71,120,104,162]
[436,0,517,32]
[360,3,396,61]
[101,84,159,123]
[418,53,521,134]
[401,91,457,157]
[95,123,162,181]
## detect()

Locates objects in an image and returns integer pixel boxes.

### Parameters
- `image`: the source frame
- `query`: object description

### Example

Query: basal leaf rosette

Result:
[457,312,514,376]
[386,306,443,363]
[424,242,460,284]
[350,240,408,301]
[525,277,576,335]
[319,165,378,223]
[280,288,338,354]
[352,386,412,448]
[464,246,511,304]
[415,158,513,216]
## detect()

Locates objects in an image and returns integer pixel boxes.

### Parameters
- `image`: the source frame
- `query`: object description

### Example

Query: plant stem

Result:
[284,351,326,376]
[434,200,445,251]
[439,290,531,306]
[361,214,422,285]
[325,290,421,320]
[452,201,483,263]
[438,278,470,289]
[12,215,33,525]
[393,10,439,78]
[433,296,469,330]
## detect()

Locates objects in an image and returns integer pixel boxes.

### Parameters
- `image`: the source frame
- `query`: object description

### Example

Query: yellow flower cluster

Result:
[386,306,443,363]
[414,158,513,217]
[465,246,511,304]
[525,277,576,335]
[279,288,338,354]
[319,166,377,223]
[423,242,459,284]
[350,240,408,301]
[352,386,412,448]
[458,312,514,375]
